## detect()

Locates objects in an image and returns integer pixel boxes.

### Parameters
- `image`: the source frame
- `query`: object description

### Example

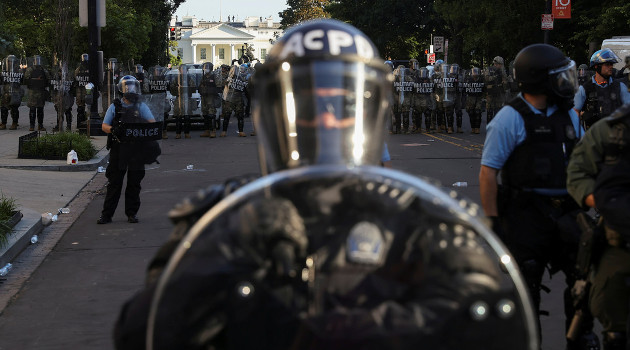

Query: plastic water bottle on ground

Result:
[0,263,13,276]
[452,181,468,187]
[186,164,194,170]
[58,208,70,214]
[30,235,38,244]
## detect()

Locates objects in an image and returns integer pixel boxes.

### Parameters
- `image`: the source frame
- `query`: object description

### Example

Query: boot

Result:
[184,133,191,139]
[175,133,181,139]
[456,127,463,133]
[29,125,35,131]
[38,125,46,132]
[238,132,246,137]
[250,131,256,136]
[210,130,216,138]
[200,130,210,137]
[9,122,18,130]
[0,123,5,130]
[220,131,227,137]
[162,130,168,139]
[447,127,453,134]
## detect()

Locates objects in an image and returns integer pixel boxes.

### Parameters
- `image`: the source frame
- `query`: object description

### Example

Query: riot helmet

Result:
[589,48,620,68]
[80,53,89,67]
[513,44,578,102]
[435,61,443,73]
[202,62,214,74]
[3,55,18,72]
[117,75,142,103]
[578,64,588,79]
[471,67,482,77]
[32,55,43,67]
[409,58,419,71]
[449,64,460,76]
[134,64,144,75]
[493,56,504,66]
[252,19,393,174]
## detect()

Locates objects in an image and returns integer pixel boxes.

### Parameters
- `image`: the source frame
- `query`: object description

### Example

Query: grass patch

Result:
[20,132,97,161]
[0,193,19,249]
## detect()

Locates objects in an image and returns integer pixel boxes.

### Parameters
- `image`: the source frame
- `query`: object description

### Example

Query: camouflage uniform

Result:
[50,63,75,132]
[0,55,25,130]
[433,63,456,133]
[220,65,248,137]
[392,66,414,134]
[411,67,435,133]
[73,54,91,127]
[24,57,50,131]
[484,56,508,124]
[462,67,485,134]
[198,62,222,138]
[168,66,199,138]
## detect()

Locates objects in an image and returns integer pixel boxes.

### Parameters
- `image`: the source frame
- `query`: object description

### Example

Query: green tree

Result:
[279,0,331,29]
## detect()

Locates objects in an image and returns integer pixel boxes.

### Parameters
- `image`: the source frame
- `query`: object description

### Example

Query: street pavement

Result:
[0,102,595,349]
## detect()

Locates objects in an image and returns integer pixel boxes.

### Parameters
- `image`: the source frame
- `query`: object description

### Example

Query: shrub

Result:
[0,193,19,248]
[20,132,97,161]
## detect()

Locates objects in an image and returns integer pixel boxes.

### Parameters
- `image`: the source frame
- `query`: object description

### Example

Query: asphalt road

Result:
[0,116,597,349]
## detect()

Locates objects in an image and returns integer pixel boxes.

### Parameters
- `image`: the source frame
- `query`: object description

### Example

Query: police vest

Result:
[593,104,630,232]
[199,72,221,95]
[501,97,578,190]
[583,79,623,126]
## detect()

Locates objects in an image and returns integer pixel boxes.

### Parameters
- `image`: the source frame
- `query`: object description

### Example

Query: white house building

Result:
[170,15,283,66]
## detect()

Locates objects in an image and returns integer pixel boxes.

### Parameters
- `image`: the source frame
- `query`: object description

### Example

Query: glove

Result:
[110,124,125,139]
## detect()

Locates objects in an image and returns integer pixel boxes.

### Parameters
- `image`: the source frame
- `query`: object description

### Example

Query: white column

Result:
[230,43,235,64]
[191,43,197,64]
[211,44,216,66]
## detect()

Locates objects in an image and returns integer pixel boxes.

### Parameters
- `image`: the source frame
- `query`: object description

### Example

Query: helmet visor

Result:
[549,60,578,98]
[120,79,141,94]
[255,60,390,173]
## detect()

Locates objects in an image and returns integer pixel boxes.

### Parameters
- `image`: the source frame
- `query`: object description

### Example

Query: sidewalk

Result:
[0,102,109,268]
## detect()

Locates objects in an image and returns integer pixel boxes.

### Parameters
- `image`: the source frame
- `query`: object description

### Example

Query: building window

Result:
[260,49,267,59]
[200,48,207,60]
[219,48,225,59]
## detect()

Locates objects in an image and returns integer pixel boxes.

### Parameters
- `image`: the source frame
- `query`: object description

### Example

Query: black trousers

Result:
[102,145,145,218]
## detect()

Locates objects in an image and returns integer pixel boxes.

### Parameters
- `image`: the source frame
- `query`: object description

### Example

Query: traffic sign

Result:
[428,53,436,64]
[552,0,571,19]
[542,14,554,30]
[433,36,444,53]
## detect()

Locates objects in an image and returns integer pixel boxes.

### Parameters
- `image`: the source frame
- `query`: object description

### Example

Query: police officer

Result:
[412,66,435,133]
[574,49,630,130]
[577,63,593,86]
[567,104,630,350]
[433,62,456,133]
[146,65,170,139]
[479,44,600,349]
[73,53,90,128]
[392,65,414,134]
[24,55,50,131]
[97,75,156,225]
[463,66,485,134]
[114,19,538,350]
[198,62,222,138]
[50,59,75,132]
[484,56,508,125]
[448,63,463,133]
[0,55,25,130]
[220,63,248,137]
[169,65,197,139]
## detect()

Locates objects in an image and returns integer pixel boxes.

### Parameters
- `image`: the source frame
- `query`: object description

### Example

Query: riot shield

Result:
[147,166,539,350]
[145,65,169,122]
[222,65,248,103]
[393,66,411,106]
[1,55,25,106]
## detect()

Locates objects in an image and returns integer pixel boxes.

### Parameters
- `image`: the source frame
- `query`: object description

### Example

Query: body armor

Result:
[582,79,623,128]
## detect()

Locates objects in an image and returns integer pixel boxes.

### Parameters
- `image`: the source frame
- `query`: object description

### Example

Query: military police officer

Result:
[198,62,222,138]
[24,55,50,131]
[463,67,485,134]
[0,55,25,130]
[412,66,435,133]
[73,53,90,128]
[50,59,75,132]
[484,56,508,125]
[220,64,248,137]
[567,103,630,350]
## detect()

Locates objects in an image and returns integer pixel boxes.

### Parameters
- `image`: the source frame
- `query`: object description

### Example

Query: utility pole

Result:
[544,0,551,44]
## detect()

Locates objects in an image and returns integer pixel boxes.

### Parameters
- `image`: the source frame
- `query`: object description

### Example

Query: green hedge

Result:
[19,132,97,161]
[0,193,18,249]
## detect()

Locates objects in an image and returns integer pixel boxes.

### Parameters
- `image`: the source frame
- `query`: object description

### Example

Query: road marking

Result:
[419,132,484,154]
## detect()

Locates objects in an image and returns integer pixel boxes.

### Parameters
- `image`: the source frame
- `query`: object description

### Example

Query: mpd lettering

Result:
[279,29,375,59]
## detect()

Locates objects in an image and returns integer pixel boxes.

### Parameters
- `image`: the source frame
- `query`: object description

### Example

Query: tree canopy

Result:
[279,0,630,68]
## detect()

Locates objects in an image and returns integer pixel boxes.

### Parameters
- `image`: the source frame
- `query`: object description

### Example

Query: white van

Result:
[601,36,630,71]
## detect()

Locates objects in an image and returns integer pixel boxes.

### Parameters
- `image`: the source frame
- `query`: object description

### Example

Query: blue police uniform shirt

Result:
[481,93,583,196]
[103,100,155,125]
[573,76,630,111]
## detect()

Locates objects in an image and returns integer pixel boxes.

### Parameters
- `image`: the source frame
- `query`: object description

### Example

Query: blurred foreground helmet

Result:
[117,75,141,102]
[384,60,394,71]
[589,48,620,68]
[513,44,577,99]
[252,19,393,174]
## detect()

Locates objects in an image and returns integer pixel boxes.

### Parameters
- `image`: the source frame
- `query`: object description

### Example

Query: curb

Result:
[0,207,44,268]
[0,149,109,172]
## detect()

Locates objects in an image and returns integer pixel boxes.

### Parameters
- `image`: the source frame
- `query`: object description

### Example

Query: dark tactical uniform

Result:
[463,67,486,134]
[392,66,414,134]
[567,104,630,350]
[198,62,222,137]
[433,64,456,133]
[220,65,248,137]
[0,55,24,130]
[484,58,508,124]
[411,67,435,133]
[100,94,157,223]
[24,57,50,131]
[50,63,75,131]
[580,78,624,130]
[73,54,91,127]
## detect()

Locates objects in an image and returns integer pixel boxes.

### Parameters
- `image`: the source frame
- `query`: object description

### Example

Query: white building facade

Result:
[170,15,283,66]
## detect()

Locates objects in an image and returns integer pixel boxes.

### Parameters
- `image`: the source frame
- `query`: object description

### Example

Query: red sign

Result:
[542,14,554,30]
[427,53,436,64]
[552,0,571,19]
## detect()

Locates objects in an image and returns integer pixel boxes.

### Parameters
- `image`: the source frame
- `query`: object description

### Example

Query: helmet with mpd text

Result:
[117,75,142,102]
[589,48,620,68]
[513,44,577,100]
[252,19,393,175]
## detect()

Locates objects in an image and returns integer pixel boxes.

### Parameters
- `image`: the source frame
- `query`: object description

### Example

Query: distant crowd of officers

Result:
[0,52,258,138]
